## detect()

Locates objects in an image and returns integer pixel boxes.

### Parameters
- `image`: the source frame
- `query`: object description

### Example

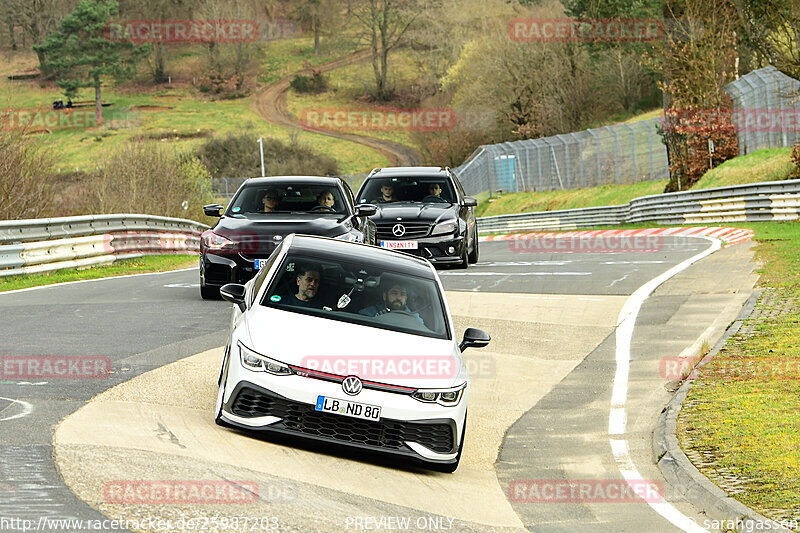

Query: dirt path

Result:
[251,49,423,167]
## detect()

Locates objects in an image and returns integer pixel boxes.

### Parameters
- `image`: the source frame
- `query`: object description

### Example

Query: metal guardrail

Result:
[2,181,798,276]
[0,214,209,277]
[477,179,800,234]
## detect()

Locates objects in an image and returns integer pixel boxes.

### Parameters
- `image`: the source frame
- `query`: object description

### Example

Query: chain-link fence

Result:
[725,66,800,155]
[453,118,669,197]
[454,66,800,197]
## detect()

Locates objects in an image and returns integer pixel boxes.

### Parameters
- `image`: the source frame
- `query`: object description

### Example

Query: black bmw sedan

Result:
[200,176,376,298]
[355,167,479,268]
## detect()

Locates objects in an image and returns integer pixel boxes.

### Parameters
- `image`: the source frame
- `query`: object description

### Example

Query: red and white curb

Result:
[480,227,754,248]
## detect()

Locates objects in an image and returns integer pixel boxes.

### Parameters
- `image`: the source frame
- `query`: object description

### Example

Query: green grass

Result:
[0,38,387,176]
[285,48,422,149]
[678,221,800,516]
[469,145,800,519]
[474,180,668,218]
[693,147,795,190]
[0,254,198,292]
[474,148,798,218]
[584,107,662,129]
[259,37,360,85]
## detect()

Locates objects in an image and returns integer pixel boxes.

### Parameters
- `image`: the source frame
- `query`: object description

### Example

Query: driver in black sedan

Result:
[315,189,336,211]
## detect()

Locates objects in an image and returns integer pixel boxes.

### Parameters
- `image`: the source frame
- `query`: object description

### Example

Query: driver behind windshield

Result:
[373,182,398,203]
[359,280,423,325]
[428,183,442,198]
[316,189,336,210]
[261,189,280,213]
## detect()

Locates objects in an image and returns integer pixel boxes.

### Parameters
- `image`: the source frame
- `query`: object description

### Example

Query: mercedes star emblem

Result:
[392,224,406,237]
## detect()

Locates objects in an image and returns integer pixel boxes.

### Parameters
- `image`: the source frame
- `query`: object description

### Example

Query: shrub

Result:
[791,141,800,179]
[290,72,328,94]
[194,133,339,178]
[661,106,739,192]
[88,141,215,222]
[0,129,58,220]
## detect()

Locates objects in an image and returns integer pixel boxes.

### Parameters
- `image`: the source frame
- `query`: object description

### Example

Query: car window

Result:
[260,253,449,340]
[227,183,347,215]
[249,245,283,306]
[358,176,455,204]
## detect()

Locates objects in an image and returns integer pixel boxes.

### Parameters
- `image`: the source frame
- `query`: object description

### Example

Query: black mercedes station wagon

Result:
[200,176,377,298]
[355,167,479,268]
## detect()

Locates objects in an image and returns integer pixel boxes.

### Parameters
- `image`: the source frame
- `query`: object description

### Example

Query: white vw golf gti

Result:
[214,234,490,472]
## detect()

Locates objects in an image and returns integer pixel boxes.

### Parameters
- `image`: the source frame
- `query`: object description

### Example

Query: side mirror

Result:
[462,197,478,207]
[459,327,490,351]
[204,204,224,217]
[355,203,378,217]
[220,283,247,312]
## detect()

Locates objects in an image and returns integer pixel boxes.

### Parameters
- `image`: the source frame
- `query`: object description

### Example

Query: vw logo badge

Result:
[392,224,406,237]
[342,376,363,396]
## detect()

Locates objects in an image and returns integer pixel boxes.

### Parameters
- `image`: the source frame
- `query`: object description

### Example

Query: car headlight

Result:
[411,383,466,406]
[334,231,361,242]
[431,221,457,236]
[202,231,234,250]
[238,342,292,376]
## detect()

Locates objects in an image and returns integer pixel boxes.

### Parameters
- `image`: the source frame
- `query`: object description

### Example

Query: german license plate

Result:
[315,396,381,421]
[381,240,418,250]
[254,259,267,270]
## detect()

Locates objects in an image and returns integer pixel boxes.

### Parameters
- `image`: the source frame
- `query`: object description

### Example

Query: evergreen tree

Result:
[34,0,149,125]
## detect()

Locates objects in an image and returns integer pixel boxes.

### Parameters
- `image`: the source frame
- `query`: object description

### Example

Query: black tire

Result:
[429,412,466,473]
[456,244,469,269]
[214,352,232,428]
[467,233,479,264]
[200,283,220,300]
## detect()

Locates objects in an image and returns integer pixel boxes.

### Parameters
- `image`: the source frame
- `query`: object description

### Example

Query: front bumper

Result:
[219,366,467,465]
[200,248,276,287]
[379,235,466,266]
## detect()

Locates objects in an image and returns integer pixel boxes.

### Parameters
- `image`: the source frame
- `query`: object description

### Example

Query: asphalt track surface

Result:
[0,237,756,532]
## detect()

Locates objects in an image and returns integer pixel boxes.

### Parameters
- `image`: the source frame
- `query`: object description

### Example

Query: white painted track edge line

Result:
[609,235,721,533]
[0,397,33,422]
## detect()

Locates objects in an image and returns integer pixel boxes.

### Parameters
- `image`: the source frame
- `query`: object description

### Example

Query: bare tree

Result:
[351,0,422,100]
[731,0,800,80]
[118,0,194,83]
[196,0,263,92]
[292,0,336,55]
[0,130,57,220]
[3,0,75,66]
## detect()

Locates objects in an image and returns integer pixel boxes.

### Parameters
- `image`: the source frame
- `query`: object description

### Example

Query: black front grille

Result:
[230,386,454,453]
[376,222,431,240]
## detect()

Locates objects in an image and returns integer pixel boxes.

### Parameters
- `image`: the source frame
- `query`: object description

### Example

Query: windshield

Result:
[358,176,455,205]
[260,253,449,340]
[227,183,347,215]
